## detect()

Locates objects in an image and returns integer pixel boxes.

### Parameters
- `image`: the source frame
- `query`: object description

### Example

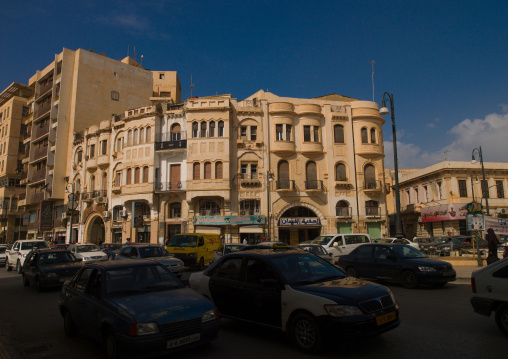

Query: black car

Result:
[189,249,399,353]
[59,260,220,359]
[338,244,456,289]
[419,236,452,255]
[22,249,82,291]
[434,236,487,256]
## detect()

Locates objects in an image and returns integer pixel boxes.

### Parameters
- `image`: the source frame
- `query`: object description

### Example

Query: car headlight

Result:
[201,308,219,322]
[324,304,362,317]
[418,266,437,272]
[82,257,90,260]
[129,322,160,336]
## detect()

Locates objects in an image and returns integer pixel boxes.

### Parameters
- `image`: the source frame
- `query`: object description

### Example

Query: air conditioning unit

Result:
[240,210,246,215]
[96,196,107,204]
[119,210,128,217]
[103,211,111,218]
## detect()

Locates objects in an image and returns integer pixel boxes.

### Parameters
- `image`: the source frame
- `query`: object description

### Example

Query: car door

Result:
[9,241,20,265]
[243,259,282,328]
[24,252,37,283]
[373,245,400,280]
[348,245,375,278]
[209,257,245,318]
[66,267,95,328]
[79,269,104,342]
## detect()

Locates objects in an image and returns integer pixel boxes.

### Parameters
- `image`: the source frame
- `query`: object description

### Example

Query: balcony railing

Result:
[31,146,48,161]
[305,180,323,190]
[276,180,295,190]
[155,132,187,150]
[81,190,106,200]
[38,81,53,97]
[363,180,382,191]
[366,206,381,216]
[34,103,51,119]
[35,124,50,139]
[240,173,259,180]
[336,207,352,217]
[154,181,186,191]
[30,168,46,183]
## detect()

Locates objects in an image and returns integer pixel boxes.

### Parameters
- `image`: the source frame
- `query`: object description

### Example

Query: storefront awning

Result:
[239,226,264,233]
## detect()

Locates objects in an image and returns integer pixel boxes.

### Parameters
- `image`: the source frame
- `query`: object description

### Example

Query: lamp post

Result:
[471,147,489,215]
[266,171,274,241]
[66,183,76,244]
[379,92,404,239]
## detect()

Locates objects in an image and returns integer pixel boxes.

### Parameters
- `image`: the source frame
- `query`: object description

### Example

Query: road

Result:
[0,268,505,359]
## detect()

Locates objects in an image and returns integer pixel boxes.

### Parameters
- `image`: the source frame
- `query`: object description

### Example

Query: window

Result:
[496,180,505,198]
[313,126,319,142]
[366,200,379,215]
[335,163,346,181]
[458,180,468,197]
[218,121,224,137]
[192,122,198,138]
[204,162,212,179]
[277,160,290,189]
[146,127,151,142]
[481,180,489,199]
[240,126,247,139]
[364,164,376,189]
[306,161,318,189]
[126,169,132,185]
[215,162,223,179]
[336,200,350,216]
[170,203,181,218]
[127,130,133,145]
[200,122,207,138]
[101,140,108,155]
[304,126,311,142]
[115,171,122,187]
[170,124,181,141]
[111,91,119,101]
[143,166,149,183]
[89,144,95,158]
[134,129,139,144]
[423,185,428,202]
[200,201,221,216]
[215,258,242,280]
[436,182,442,199]
[334,125,344,143]
[251,126,257,141]
[361,128,368,143]
[240,200,260,215]
[139,128,145,143]
[193,163,200,180]
[209,121,215,137]
[134,167,140,183]
[406,189,411,204]
[276,124,283,140]
[286,125,292,141]
[370,128,376,143]
[414,187,419,203]
[159,73,165,80]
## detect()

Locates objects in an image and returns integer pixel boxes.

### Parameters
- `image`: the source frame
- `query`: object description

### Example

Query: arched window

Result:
[143,166,149,183]
[139,127,145,143]
[277,160,290,189]
[199,201,220,216]
[215,162,223,179]
[127,130,133,146]
[146,126,151,143]
[200,122,207,138]
[361,128,368,143]
[335,163,347,181]
[75,179,81,194]
[364,164,376,189]
[126,168,132,185]
[192,122,198,138]
[366,200,379,215]
[193,163,200,180]
[209,121,215,137]
[204,162,212,179]
[134,129,139,144]
[116,137,122,151]
[171,124,181,141]
[334,124,344,143]
[370,128,376,144]
[305,161,318,189]
[336,200,350,216]
[169,202,181,218]
[218,121,224,137]
[134,167,140,183]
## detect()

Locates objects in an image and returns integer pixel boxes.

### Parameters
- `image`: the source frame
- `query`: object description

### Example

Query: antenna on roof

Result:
[444,149,450,161]
[140,55,144,66]
[371,60,375,102]
[190,75,195,97]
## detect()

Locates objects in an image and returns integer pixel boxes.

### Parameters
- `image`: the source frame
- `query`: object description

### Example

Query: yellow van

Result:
[166,233,221,270]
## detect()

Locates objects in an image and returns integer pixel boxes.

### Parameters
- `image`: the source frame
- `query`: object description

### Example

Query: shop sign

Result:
[279,217,320,226]
[484,216,508,235]
[421,203,467,222]
[40,201,53,232]
[193,215,265,226]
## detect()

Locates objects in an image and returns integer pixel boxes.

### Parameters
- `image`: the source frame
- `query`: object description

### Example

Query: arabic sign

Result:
[467,214,484,231]
[421,203,468,222]
[40,201,53,232]
[279,217,321,226]
[466,201,483,214]
[193,215,265,226]
[484,216,508,235]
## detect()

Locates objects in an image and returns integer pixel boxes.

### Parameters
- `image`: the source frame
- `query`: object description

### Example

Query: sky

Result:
[1,0,507,169]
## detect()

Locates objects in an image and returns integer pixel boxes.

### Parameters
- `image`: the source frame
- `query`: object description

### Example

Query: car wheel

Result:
[495,304,508,336]
[105,329,119,359]
[346,267,358,278]
[64,311,79,337]
[400,270,418,289]
[197,257,205,271]
[6,258,12,271]
[22,274,30,287]
[16,260,22,274]
[290,313,323,354]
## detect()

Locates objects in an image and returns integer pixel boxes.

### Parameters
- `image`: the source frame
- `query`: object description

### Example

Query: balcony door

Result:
[170,164,181,189]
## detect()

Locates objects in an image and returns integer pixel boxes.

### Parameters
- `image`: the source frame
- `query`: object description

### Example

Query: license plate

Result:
[376,311,397,326]
[167,333,200,349]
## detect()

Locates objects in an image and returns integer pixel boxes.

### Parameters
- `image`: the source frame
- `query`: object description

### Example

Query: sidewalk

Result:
[440,255,486,280]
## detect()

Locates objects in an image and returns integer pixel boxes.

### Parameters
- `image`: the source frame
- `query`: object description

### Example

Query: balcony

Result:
[366,206,382,218]
[356,143,384,157]
[97,155,109,168]
[271,140,296,154]
[363,180,382,194]
[30,168,46,183]
[301,142,323,156]
[276,180,296,191]
[34,124,50,139]
[81,190,104,201]
[297,104,322,116]
[37,80,53,97]
[239,173,261,187]
[34,103,51,119]
[336,207,352,218]
[335,178,351,188]
[86,157,98,171]
[269,102,295,115]
[154,181,187,192]
[305,180,323,191]
[155,132,187,151]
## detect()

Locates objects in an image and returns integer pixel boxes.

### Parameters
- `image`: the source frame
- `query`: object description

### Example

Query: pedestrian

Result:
[503,245,508,259]
[486,228,499,265]
[242,238,247,244]
[124,237,131,245]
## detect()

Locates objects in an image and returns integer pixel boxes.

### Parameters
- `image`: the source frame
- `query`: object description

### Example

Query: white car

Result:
[0,245,7,267]
[470,257,508,336]
[311,233,371,263]
[6,240,49,273]
[377,238,420,250]
[211,243,247,263]
[67,243,108,262]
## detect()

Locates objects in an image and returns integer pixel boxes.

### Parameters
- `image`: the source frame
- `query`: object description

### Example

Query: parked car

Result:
[68,244,108,263]
[470,257,508,336]
[212,243,247,263]
[311,233,371,263]
[52,243,71,250]
[435,236,487,256]
[0,245,7,267]
[99,243,121,260]
[6,240,50,273]
[116,244,184,278]
[58,260,220,359]
[418,236,452,255]
[412,236,433,245]
[338,244,456,289]
[377,238,420,249]
[22,249,82,291]
[296,243,333,263]
[189,249,399,353]
[166,233,221,270]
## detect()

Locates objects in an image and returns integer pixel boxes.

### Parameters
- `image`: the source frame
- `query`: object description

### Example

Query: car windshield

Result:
[77,244,100,253]
[38,251,77,264]
[269,253,346,285]
[389,245,426,259]
[224,245,246,255]
[168,235,197,247]
[0,247,6,254]
[311,236,334,246]
[138,246,168,258]
[106,264,183,296]
[379,238,394,244]
[21,242,49,250]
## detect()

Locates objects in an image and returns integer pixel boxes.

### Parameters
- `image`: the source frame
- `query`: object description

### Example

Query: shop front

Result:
[193,215,265,243]
[421,203,468,236]
[277,206,322,245]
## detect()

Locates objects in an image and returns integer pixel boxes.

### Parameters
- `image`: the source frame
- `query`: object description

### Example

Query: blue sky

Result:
[1,0,507,168]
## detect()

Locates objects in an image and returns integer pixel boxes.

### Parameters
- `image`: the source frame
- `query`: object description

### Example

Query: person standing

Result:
[124,237,131,245]
[486,228,499,265]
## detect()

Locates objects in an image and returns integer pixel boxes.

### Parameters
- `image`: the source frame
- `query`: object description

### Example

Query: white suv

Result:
[470,257,508,336]
[6,240,49,273]
[311,233,371,263]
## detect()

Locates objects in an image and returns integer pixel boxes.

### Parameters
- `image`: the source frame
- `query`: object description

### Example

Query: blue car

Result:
[59,259,220,359]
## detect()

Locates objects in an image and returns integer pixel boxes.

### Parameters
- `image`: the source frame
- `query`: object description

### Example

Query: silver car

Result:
[116,244,184,278]
[0,245,7,267]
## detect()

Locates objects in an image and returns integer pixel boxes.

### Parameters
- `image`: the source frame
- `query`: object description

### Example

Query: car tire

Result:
[22,274,30,287]
[16,260,22,274]
[64,311,79,337]
[105,329,119,359]
[495,303,508,336]
[346,267,358,278]
[400,270,418,289]
[290,313,323,354]
[197,257,205,271]
[6,258,12,271]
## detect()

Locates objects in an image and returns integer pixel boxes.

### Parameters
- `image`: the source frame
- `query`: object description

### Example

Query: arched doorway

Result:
[85,215,106,245]
[277,206,322,245]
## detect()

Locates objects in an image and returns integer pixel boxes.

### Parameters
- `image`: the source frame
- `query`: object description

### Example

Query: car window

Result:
[224,245,245,255]
[345,235,360,245]
[119,247,131,257]
[311,236,334,246]
[0,247,6,254]
[25,252,36,265]
[139,246,166,258]
[389,245,426,258]
[493,265,508,279]
[74,268,95,292]
[374,246,392,260]
[270,253,346,284]
[85,271,103,300]
[354,245,373,258]
[246,259,277,285]
[39,251,76,264]
[13,242,20,251]
[168,235,198,247]
[77,244,100,253]
[131,248,139,257]
[215,258,243,280]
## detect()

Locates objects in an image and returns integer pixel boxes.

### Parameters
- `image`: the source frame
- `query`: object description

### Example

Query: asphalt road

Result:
[0,268,505,359]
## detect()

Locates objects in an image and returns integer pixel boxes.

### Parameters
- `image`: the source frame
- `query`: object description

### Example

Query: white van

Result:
[311,233,371,263]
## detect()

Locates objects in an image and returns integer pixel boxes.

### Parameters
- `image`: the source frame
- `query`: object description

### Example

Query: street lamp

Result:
[471,147,490,215]
[379,92,404,239]
[266,171,274,241]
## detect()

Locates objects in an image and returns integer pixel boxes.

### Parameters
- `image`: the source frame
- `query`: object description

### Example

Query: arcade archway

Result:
[277,205,323,245]
[84,214,106,245]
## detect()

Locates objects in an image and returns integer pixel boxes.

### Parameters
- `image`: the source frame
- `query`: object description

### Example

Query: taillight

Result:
[471,277,476,293]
